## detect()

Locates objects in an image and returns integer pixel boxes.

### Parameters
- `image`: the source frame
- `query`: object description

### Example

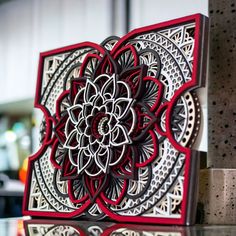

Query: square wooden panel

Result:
[23,14,208,225]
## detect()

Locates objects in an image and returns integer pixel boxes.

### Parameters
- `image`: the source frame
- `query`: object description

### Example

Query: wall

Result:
[0,0,112,104]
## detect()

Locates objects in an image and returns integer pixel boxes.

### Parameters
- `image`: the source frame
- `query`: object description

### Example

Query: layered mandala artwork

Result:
[23,14,208,225]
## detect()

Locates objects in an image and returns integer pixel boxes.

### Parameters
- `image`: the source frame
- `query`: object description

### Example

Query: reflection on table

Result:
[24,219,187,236]
[23,219,236,236]
[1,217,236,236]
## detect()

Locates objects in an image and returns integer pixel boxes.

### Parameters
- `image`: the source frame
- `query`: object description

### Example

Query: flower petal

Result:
[117,80,132,98]
[101,178,128,205]
[50,139,64,169]
[78,134,89,149]
[136,130,159,167]
[68,179,89,204]
[88,141,101,155]
[101,74,117,99]
[103,99,115,114]
[114,44,139,69]
[119,65,147,99]
[61,150,78,179]
[133,102,157,141]
[111,146,137,179]
[67,104,83,124]
[54,113,68,144]
[70,78,86,103]
[84,79,98,103]
[142,76,164,112]
[92,93,105,108]
[111,124,131,146]
[109,145,126,166]
[94,147,111,174]
[83,174,108,202]
[100,132,111,148]
[114,97,134,120]
[63,129,80,150]
[55,90,70,119]
[73,87,85,105]
[82,102,93,118]
[76,118,86,135]
[93,53,118,77]
[79,53,101,78]
[139,49,161,78]
[76,149,92,175]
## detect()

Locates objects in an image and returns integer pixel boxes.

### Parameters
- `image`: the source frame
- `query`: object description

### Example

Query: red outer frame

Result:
[23,13,208,225]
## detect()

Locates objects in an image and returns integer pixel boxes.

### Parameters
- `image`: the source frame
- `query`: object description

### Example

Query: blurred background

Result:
[0,0,208,219]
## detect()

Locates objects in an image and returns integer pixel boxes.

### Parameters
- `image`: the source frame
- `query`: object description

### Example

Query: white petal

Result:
[101,74,117,99]
[111,124,131,146]
[94,148,111,174]
[128,107,137,135]
[117,80,132,98]
[77,149,92,175]
[84,79,98,103]
[78,134,88,149]
[76,117,86,135]
[103,99,115,114]
[68,149,92,174]
[88,142,101,156]
[63,129,80,150]
[100,133,112,148]
[74,87,85,105]
[114,97,134,119]
[68,149,77,167]
[109,145,126,166]
[67,104,83,124]
[85,168,102,177]
[82,102,93,118]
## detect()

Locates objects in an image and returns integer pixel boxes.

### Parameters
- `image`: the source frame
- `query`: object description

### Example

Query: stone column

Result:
[198,0,236,224]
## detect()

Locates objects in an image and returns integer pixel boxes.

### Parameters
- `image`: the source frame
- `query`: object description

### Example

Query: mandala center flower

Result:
[98,116,109,135]
[91,112,109,138]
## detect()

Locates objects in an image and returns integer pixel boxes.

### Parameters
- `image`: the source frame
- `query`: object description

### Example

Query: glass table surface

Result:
[1,217,236,236]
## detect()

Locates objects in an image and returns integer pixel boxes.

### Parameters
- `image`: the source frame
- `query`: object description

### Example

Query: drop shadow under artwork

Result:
[23,14,208,225]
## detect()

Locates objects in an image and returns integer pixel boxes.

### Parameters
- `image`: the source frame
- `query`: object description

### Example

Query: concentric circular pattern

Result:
[26,18,204,223]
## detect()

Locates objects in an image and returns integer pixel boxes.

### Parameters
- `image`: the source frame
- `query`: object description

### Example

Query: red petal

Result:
[136,130,159,167]
[155,103,168,136]
[68,179,89,204]
[61,153,78,179]
[132,103,157,141]
[114,44,139,68]
[100,179,127,205]
[83,175,107,203]
[111,146,136,179]
[70,78,86,103]
[119,65,147,99]
[143,76,164,112]
[50,139,63,169]
[54,113,69,144]
[94,53,118,77]
[79,53,101,78]
[55,90,70,119]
